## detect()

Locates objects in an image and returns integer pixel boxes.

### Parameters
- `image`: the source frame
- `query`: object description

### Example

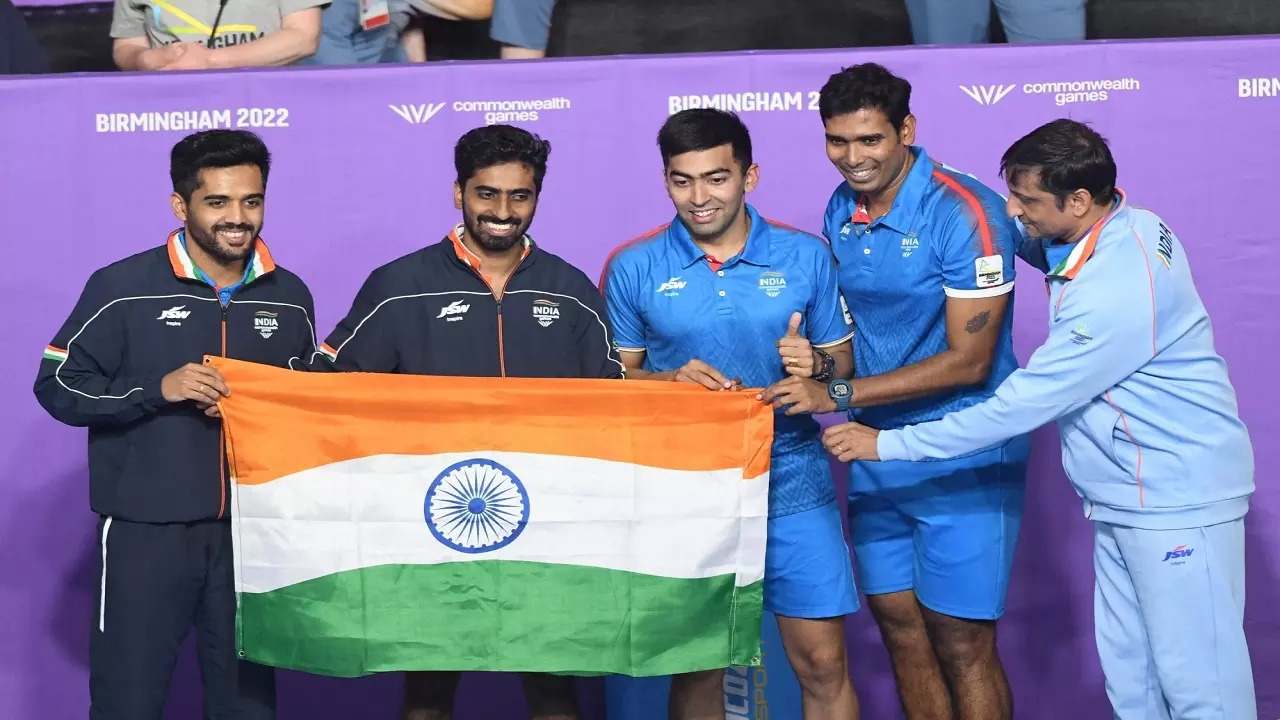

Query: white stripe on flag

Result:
[232,451,768,594]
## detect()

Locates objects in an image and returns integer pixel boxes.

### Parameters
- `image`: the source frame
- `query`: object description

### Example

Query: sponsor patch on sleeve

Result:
[975,255,1004,288]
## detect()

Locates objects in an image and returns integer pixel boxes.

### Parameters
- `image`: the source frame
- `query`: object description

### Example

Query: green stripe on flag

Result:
[237,561,763,678]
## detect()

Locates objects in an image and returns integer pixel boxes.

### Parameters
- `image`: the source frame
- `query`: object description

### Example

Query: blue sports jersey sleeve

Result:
[821,184,851,243]
[937,200,1018,298]
[877,260,1156,462]
[600,256,646,352]
[806,245,854,348]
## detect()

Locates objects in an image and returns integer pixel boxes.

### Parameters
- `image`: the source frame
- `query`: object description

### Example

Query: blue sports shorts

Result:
[847,435,1029,619]
[763,500,859,619]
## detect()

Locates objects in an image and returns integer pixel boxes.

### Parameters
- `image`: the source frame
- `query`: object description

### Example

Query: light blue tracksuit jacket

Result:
[877,191,1254,530]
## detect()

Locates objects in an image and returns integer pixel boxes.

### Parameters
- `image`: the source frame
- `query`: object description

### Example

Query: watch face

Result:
[832,382,851,398]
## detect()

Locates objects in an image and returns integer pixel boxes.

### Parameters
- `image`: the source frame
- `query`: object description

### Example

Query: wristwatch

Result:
[828,378,853,413]
[811,348,836,383]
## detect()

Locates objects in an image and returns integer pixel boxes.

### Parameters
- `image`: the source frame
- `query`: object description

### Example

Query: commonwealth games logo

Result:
[424,459,530,553]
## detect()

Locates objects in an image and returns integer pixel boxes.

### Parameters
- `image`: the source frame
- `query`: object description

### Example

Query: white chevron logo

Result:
[389,103,447,125]
[960,84,1017,106]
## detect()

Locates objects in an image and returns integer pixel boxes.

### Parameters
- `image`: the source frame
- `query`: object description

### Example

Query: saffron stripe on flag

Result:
[212,357,772,483]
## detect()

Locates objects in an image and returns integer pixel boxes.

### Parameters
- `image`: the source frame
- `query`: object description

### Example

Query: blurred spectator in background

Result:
[305,0,555,66]
[110,0,327,70]
[905,0,1085,44]
[301,0,407,65]
[491,0,556,59]
[399,0,488,60]
[1,0,50,73]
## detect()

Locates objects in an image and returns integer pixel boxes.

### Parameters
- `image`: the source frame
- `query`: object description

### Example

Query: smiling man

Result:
[34,129,318,720]
[810,63,1029,720]
[825,119,1257,720]
[306,124,623,720]
[601,108,860,720]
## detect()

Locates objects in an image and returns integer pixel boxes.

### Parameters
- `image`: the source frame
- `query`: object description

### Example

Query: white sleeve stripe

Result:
[813,331,855,349]
[56,293,219,401]
[616,346,646,353]
[503,289,627,375]
[944,281,1015,299]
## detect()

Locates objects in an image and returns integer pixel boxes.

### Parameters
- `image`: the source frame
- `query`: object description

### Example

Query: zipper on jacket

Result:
[492,270,519,378]
[217,302,228,519]
[495,299,506,377]
[459,263,514,378]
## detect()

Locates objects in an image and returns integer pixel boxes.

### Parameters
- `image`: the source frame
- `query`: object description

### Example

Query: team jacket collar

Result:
[448,224,533,280]
[166,228,277,285]
[851,145,932,235]
[667,203,772,269]
[1047,189,1128,280]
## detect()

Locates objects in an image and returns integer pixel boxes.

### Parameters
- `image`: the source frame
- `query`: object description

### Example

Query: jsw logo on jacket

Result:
[34,230,318,523]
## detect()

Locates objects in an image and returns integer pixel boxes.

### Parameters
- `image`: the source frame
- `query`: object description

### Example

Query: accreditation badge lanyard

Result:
[360,0,391,30]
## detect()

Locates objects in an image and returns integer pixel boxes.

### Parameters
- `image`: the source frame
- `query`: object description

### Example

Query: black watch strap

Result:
[812,347,835,383]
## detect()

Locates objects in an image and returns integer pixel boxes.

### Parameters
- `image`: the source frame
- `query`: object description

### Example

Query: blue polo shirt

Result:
[602,203,854,517]
[822,146,1021,433]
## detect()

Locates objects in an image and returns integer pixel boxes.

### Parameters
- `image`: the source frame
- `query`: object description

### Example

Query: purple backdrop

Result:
[1,38,1277,719]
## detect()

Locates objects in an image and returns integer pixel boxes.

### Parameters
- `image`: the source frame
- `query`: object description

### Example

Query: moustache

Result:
[476,215,521,227]
[213,223,255,233]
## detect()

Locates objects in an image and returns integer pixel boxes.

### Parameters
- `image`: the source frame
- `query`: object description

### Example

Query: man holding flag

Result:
[34,129,317,719]
[601,108,861,719]
[307,123,623,720]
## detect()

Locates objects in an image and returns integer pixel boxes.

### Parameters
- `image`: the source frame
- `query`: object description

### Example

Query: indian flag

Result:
[210,357,772,679]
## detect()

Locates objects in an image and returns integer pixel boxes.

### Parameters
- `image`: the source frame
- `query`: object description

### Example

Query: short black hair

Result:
[170,129,271,202]
[1000,119,1117,208]
[818,63,912,130]
[454,124,552,193]
[657,109,753,173]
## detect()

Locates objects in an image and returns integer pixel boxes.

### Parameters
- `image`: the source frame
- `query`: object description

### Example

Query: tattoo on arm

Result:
[965,310,991,334]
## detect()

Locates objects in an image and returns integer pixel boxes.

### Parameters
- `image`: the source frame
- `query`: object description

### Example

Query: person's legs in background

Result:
[402,671,462,720]
[519,673,580,720]
[490,0,558,59]
[993,0,1086,42]
[903,0,992,44]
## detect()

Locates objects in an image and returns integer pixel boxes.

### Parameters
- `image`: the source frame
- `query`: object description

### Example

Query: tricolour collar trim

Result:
[166,229,277,285]
[1049,189,1127,280]
[448,224,532,274]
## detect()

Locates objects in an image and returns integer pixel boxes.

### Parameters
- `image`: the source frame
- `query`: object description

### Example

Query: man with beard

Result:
[308,124,623,720]
[601,108,861,719]
[34,129,318,719]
